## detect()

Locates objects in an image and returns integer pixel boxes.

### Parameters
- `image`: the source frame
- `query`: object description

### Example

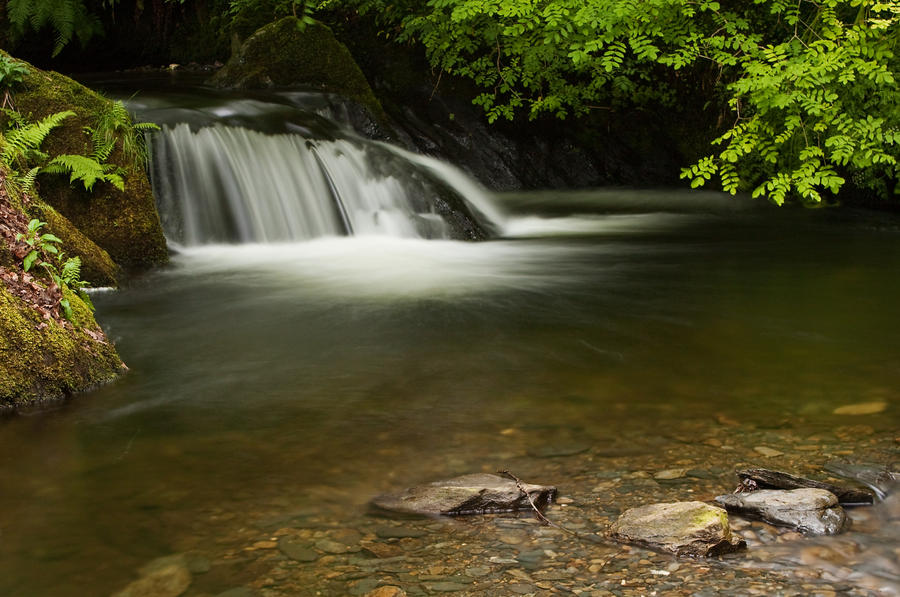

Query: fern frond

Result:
[8,0,103,56]
[61,255,82,285]
[91,133,116,162]
[48,0,77,56]
[17,166,40,193]
[133,122,161,131]
[8,0,32,29]
[1,107,27,128]
[2,110,74,165]
[43,153,125,191]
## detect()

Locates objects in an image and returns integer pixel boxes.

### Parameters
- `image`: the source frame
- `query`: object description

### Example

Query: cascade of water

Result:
[150,122,504,245]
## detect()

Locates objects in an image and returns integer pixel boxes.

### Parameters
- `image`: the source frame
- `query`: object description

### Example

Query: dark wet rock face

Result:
[608,501,745,557]
[371,473,556,516]
[737,467,875,505]
[716,489,847,535]
[210,17,385,123]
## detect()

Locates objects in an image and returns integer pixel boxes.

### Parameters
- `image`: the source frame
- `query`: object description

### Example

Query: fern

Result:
[60,254,81,285]
[17,166,40,194]
[1,110,74,167]
[88,99,159,166]
[8,0,103,57]
[42,154,125,191]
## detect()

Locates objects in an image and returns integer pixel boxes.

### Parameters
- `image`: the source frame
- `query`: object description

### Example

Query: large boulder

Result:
[0,277,124,411]
[210,17,386,123]
[608,501,745,557]
[0,163,124,410]
[6,51,168,275]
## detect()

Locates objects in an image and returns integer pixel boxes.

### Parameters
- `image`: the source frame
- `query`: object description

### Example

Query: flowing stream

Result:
[0,81,898,596]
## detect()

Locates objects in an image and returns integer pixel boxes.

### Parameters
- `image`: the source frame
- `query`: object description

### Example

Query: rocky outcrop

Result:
[716,489,848,535]
[0,54,131,410]
[736,467,875,505]
[332,21,710,192]
[210,17,385,124]
[0,280,123,411]
[7,51,168,276]
[608,501,745,557]
[371,473,557,516]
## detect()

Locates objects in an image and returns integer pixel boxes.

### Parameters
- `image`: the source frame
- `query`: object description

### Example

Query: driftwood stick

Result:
[497,470,609,545]
[498,469,557,527]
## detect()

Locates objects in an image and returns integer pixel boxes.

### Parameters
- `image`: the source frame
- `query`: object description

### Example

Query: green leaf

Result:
[23,250,38,272]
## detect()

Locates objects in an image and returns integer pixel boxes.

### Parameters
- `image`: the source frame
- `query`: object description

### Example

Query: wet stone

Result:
[464,566,491,577]
[716,489,847,535]
[350,578,381,595]
[363,587,406,597]
[361,542,405,559]
[426,582,470,592]
[113,555,192,597]
[278,536,319,562]
[528,442,592,458]
[371,473,556,516]
[316,539,359,554]
[832,401,887,415]
[754,446,784,458]
[375,526,427,539]
[608,501,745,557]
[654,468,688,480]
[516,549,546,570]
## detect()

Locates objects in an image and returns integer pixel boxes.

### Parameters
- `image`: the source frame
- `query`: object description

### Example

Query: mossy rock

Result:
[3,50,168,270]
[29,200,119,287]
[210,17,386,122]
[0,284,124,411]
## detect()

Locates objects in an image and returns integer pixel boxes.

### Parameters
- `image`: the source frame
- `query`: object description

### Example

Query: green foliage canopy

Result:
[4,0,899,203]
[344,0,900,203]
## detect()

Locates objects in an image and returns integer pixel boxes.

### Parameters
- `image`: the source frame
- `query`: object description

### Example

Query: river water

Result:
[0,82,898,596]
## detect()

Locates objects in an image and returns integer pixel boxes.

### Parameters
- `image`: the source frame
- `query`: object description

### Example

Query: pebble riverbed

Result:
[114,412,898,597]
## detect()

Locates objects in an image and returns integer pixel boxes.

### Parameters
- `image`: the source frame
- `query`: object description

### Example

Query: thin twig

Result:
[498,470,612,546]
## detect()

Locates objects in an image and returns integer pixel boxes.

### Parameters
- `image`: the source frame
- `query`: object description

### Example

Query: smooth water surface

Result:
[0,80,898,594]
[1,191,898,595]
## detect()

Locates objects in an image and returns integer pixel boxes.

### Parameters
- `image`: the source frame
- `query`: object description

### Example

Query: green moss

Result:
[210,18,387,122]
[29,200,119,287]
[0,283,124,411]
[2,50,168,270]
[691,507,728,528]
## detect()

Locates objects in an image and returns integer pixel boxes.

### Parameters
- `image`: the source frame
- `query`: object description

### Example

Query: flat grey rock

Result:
[608,501,745,557]
[736,467,874,505]
[716,488,847,535]
[371,473,556,516]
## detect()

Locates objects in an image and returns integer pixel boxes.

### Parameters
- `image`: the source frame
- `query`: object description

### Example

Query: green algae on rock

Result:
[0,162,124,411]
[29,200,119,287]
[4,50,168,271]
[608,501,746,557]
[209,17,386,122]
[0,282,124,412]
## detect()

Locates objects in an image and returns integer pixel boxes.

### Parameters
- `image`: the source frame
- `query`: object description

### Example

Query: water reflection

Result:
[1,191,898,595]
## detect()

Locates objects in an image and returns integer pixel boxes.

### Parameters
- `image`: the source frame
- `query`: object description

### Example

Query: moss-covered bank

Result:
[210,17,386,122]
[0,167,124,412]
[5,51,168,275]
[0,284,124,412]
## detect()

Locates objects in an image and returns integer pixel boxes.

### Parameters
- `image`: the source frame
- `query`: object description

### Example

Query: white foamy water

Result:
[170,236,595,298]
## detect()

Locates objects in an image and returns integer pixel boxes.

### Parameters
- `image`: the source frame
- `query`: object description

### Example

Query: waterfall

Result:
[150,123,504,245]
